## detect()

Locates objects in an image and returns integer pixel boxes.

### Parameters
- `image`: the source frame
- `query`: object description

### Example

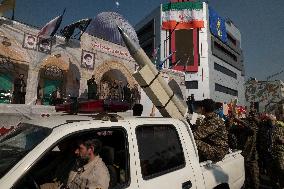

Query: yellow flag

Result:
[0,0,15,16]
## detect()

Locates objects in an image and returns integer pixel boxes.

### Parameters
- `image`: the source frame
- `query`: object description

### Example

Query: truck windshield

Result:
[0,123,52,178]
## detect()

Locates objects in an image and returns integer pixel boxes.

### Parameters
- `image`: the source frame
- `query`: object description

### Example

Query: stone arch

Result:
[38,51,82,88]
[37,50,80,75]
[40,55,69,71]
[37,52,81,101]
[93,61,136,87]
[0,29,33,104]
[0,29,31,64]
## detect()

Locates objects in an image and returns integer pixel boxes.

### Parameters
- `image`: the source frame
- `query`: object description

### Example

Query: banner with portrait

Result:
[23,33,37,50]
[81,50,95,70]
[38,38,52,54]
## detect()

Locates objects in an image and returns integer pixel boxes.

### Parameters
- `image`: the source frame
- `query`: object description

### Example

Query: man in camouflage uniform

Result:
[242,111,260,189]
[227,116,254,151]
[193,99,229,162]
[257,115,275,175]
[271,119,284,189]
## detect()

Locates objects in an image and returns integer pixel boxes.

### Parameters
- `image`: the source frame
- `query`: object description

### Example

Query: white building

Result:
[135,1,245,105]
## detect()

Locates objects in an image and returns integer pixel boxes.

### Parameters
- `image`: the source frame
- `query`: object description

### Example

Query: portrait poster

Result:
[81,50,95,70]
[38,38,52,54]
[23,33,37,50]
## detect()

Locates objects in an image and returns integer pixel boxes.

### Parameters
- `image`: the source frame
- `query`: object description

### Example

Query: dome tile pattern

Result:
[86,12,139,46]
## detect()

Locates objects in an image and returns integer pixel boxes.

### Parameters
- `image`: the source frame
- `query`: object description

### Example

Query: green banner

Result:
[162,1,203,12]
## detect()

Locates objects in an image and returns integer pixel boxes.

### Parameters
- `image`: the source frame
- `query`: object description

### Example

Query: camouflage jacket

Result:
[272,121,284,157]
[242,116,259,161]
[193,113,229,151]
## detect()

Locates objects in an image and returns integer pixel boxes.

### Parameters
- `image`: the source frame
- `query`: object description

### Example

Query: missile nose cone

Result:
[117,25,139,55]
[117,26,124,35]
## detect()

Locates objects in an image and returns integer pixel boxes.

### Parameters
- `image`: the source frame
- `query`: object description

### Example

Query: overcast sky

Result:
[6,0,284,81]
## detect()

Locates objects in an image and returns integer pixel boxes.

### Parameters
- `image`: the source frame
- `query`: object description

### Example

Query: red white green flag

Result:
[162,1,204,30]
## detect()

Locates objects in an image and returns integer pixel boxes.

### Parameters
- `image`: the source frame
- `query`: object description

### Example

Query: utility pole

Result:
[266,69,284,81]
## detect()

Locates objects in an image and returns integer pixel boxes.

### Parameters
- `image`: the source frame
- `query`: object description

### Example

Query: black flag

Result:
[60,19,91,41]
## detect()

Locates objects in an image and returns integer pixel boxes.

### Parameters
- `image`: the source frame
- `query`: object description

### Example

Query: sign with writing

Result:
[209,7,228,43]
[91,41,133,60]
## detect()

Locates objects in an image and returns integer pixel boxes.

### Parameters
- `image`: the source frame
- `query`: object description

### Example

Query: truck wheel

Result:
[213,183,230,189]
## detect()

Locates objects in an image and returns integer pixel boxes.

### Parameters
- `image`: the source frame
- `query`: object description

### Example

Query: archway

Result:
[0,29,31,104]
[0,53,29,104]
[93,61,136,100]
[38,54,82,105]
[101,69,128,84]
[38,65,65,105]
[38,55,69,105]
[99,69,128,100]
[93,61,136,87]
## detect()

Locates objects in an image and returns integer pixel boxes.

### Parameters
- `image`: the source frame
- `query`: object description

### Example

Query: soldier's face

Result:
[76,144,92,161]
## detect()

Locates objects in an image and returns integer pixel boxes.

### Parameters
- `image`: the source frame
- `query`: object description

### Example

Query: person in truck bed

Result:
[193,99,229,162]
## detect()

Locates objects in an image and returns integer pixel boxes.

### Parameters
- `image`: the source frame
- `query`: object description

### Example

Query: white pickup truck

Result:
[0,113,244,189]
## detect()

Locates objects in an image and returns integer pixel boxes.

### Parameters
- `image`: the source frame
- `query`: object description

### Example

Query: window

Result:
[137,20,155,58]
[214,63,237,79]
[227,33,237,46]
[0,124,51,178]
[142,42,154,59]
[175,29,194,67]
[136,125,185,180]
[214,41,237,62]
[13,128,130,189]
[136,20,154,38]
[215,83,238,96]
[185,80,198,89]
[200,42,203,57]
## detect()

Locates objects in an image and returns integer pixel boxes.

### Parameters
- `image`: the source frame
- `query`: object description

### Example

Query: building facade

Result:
[245,79,284,115]
[0,13,186,118]
[0,15,138,105]
[135,1,245,105]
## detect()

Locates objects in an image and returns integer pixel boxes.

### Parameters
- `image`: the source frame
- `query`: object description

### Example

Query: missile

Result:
[117,26,188,119]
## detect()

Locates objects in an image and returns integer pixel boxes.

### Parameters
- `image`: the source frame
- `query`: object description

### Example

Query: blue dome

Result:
[86,12,139,46]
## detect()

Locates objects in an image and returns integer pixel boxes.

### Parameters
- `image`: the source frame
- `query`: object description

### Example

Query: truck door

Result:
[3,124,139,189]
[133,122,198,189]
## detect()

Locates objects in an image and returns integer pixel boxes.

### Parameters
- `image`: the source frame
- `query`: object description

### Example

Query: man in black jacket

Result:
[87,75,98,100]
[13,74,26,104]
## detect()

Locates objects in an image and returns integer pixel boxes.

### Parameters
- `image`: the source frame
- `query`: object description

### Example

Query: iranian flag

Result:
[162,1,204,30]
[38,9,65,39]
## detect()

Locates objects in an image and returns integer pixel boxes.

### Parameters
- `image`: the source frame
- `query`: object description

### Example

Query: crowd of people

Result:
[87,75,141,105]
[33,75,142,106]
[187,98,284,189]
